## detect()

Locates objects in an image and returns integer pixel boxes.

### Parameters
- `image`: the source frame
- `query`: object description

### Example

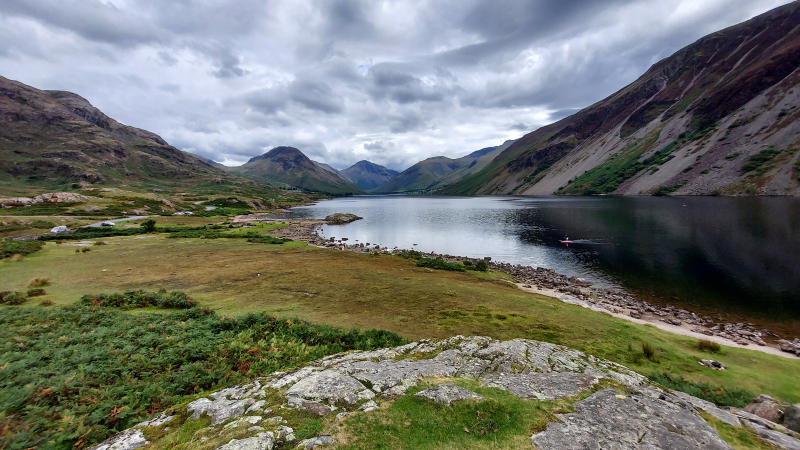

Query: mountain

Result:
[0,76,271,196]
[443,3,800,197]
[374,141,512,194]
[188,153,228,170]
[228,146,364,195]
[339,160,399,191]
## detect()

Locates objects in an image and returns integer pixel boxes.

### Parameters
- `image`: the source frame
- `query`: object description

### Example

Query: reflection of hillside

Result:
[520,197,800,318]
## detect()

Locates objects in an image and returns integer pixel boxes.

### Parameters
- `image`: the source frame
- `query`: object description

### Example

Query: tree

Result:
[141,219,157,233]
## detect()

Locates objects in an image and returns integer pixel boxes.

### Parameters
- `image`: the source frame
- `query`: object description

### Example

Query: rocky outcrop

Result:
[85,336,800,450]
[0,192,91,207]
[786,404,800,434]
[323,213,362,225]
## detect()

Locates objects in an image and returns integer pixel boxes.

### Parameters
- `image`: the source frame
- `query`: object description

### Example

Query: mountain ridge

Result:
[442,2,800,197]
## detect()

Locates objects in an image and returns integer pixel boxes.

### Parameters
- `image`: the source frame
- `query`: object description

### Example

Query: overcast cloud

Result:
[0,0,790,170]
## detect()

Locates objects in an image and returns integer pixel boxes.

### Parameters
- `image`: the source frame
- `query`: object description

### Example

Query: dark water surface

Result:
[291,195,800,332]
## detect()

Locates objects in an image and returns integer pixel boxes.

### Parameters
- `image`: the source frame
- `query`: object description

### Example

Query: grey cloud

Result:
[289,78,344,114]
[241,88,288,115]
[389,113,426,134]
[157,51,178,66]
[158,83,181,94]
[0,0,788,170]
[368,64,449,104]
[0,0,164,47]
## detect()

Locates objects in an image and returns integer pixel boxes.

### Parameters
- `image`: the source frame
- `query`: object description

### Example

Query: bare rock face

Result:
[415,384,485,406]
[86,336,800,450]
[531,388,733,449]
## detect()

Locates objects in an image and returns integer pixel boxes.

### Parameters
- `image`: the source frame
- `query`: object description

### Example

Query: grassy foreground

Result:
[1,229,798,404]
[0,302,404,449]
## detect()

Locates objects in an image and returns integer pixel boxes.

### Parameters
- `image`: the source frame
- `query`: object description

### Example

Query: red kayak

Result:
[560,240,574,244]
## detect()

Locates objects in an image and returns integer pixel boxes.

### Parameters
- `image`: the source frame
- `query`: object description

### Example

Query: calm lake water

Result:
[290,195,800,330]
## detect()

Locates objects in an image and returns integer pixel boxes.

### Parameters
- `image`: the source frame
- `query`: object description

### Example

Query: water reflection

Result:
[290,195,800,321]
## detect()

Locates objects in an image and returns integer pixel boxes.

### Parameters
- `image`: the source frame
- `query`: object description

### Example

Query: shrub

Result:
[397,250,422,260]
[697,339,721,352]
[642,341,656,360]
[79,289,198,310]
[140,219,157,232]
[246,236,290,244]
[81,247,91,253]
[28,277,50,287]
[649,372,752,407]
[0,240,44,259]
[474,260,489,272]
[1,291,27,305]
[0,305,407,449]
[27,288,46,297]
[416,258,466,272]
[39,299,54,306]
[94,241,108,246]
[462,260,473,267]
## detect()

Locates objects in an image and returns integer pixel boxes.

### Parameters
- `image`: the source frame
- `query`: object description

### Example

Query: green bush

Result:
[416,258,466,272]
[642,341,656,360]
[697,339,721,352]
[397,250,423,260]
[741,147,782,174]
[140,219,157,233]
[474,260,489,272]
[26,288,46,297]
[78,290,198,310]
[246,236,291,244]
[0,240,44,259]
[648,372,753,408]
[0,305,407,449]
[1,292,27,305]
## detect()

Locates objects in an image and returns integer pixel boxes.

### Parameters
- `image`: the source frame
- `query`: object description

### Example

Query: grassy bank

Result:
[1,230,798,406]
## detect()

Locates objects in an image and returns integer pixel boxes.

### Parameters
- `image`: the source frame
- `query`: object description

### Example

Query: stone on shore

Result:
[744,394,785,423]
[786,404,800,433]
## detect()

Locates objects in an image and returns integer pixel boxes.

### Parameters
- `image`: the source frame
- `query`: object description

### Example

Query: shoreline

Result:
[233,213,800,360]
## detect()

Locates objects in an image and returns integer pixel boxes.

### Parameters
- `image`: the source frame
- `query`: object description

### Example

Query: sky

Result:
[0,0,791,171]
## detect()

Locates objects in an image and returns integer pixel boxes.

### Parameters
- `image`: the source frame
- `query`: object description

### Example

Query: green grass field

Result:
[1,229,798,405]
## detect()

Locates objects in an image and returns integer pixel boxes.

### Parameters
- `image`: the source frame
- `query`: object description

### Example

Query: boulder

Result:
[414,384,485,406]
[786,404,800,434]
[745,395,784,423]
[215,432,274,450]
[699,359,727,370]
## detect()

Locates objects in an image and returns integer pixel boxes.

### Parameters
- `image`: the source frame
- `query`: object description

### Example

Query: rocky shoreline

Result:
[231,214,799,359]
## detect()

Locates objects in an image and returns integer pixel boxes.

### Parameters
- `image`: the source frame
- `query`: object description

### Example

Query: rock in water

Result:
[323,213,362,224]
[415,384,485,406]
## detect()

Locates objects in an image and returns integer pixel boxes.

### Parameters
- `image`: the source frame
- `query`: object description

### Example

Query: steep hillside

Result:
[374,143,510,194]
[229,147,364,195]
[339,160,399,191]
[444,3,800,197]
[0,76,269,196]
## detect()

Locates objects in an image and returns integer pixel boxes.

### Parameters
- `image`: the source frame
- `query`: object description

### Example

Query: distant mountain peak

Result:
[339,160,399,191]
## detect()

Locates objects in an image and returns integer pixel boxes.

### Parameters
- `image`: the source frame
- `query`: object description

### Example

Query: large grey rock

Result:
[87,429,149,450]
[284,369,369,404]
[482,372,599,400]
[415,384,485,406]
[297,435,334,448]
[744,394,784,423]
[670,390,741,427]
[216,432,275,450]
[786,404,800,433]
[744,421,800,450]
[531,388,733,449]
[187,397,255,425]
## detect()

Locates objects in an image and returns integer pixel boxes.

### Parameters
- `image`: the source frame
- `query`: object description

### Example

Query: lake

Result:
[290,195,800,335]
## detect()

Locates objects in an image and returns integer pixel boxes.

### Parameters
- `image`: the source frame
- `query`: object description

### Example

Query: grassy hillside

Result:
[444,2,800,196]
